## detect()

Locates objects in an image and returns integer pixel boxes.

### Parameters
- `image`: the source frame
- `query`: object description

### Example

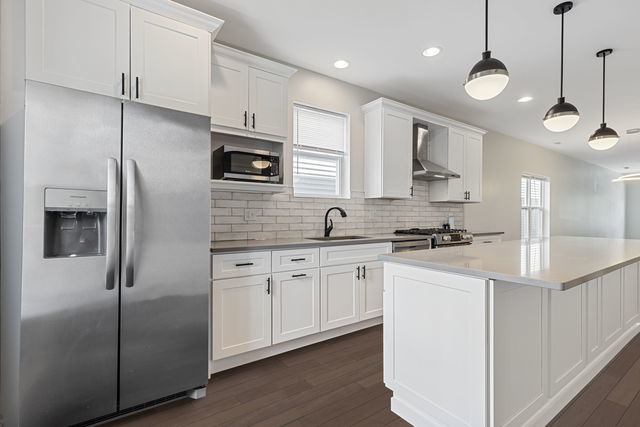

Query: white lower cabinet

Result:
[360,261,384,320]
[272,269,320,344]
[212,274,272,360]
[601,269,623,348]
[623,262,640,329]
[321,264,360,331]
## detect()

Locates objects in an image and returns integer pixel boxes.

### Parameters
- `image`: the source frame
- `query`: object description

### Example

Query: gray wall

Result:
[626,183,640,239]
[465,131,626,241]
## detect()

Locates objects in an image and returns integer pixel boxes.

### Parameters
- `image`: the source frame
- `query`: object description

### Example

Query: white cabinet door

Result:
[447,128,466,201]
[360,261,384,320]
[272,269,320,344]
[212,274,271,359]
[587,278,602,361]
[211,53,249,131]
[26,0,130,98]
[601,270,623,348]
[623,262,639,329]
[381,108,413,198]
[248,67,288,137]
[321,264,359,331]
[130,7,211,115]
[464,134,483,202]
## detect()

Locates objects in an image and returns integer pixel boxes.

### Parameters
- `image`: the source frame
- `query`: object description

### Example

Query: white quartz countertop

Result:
[379,236,640,290]
[211,233,430,253]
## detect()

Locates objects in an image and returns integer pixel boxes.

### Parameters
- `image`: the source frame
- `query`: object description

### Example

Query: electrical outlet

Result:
[245,209,258,221]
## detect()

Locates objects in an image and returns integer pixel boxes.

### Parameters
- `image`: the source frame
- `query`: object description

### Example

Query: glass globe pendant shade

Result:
[464,51,509,100]
[543,97,580,132]
[588,123,619,150]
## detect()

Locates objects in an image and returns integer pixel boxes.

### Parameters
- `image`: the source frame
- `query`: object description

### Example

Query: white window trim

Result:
[292,102,351,199]
[521,173,550,240]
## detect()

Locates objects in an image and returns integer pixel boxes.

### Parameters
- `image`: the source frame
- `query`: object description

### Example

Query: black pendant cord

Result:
[601,53,606,124]
[560,10,565,98]
[485,0,489,52]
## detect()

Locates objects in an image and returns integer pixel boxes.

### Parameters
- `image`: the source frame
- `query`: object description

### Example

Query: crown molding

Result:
[126,0,224,36]
[213,43,298,78]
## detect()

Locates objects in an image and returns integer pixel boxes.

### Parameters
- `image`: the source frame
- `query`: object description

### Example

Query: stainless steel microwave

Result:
[212,145,280,182]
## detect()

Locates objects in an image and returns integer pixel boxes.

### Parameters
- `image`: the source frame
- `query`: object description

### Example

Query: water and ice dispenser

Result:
[44,188,107,258]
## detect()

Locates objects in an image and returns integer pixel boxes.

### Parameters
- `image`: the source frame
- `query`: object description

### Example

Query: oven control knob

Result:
[442,235,451,241]
[463,234,473,240]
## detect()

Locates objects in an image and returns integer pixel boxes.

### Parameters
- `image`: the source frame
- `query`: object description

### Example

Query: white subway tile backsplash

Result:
[210,181,464,241]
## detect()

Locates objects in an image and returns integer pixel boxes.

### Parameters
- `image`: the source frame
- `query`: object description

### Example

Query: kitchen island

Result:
[380,237,640,427]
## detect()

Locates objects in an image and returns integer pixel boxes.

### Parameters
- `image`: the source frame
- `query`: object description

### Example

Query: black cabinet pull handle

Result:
[356,266,360,280]
[121,73,125,96]
[410,186,414,197]
[252,113,255,129]
[135,77,140,99]
[291,258,306,262]
[362,265,366,279]
[235,262,254,267]
[267,277,271,294]
[292,273,306,278]
[244,111,247,127]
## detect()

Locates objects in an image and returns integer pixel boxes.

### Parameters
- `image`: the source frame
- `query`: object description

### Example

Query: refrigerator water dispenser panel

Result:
[44,188,107,258]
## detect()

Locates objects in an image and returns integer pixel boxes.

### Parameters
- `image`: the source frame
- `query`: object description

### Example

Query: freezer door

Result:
[20,81,121,426]
[120,101,210,409]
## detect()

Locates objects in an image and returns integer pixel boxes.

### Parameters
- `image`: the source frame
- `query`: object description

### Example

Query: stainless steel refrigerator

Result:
[2,81,210,426]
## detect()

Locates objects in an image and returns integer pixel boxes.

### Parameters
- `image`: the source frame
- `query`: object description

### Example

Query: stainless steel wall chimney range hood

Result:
[412,123,460,181]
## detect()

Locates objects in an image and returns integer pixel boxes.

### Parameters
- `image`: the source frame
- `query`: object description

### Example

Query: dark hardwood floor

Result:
[108,326,640,427]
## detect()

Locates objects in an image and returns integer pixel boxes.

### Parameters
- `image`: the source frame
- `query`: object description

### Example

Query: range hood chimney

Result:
[412,123,460,181]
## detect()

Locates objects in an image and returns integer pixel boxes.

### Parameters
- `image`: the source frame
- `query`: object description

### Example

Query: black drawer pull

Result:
[291,258,306,262]
[235,262,254,267]
[292,273,307,278]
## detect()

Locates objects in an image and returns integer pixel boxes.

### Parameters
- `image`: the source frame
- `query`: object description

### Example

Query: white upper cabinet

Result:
[210,43,297,142]
[130,7,211,116]
[26,0,222,115]
[429,127,484,203]
[363,101,413,199]
[26,0,130,98]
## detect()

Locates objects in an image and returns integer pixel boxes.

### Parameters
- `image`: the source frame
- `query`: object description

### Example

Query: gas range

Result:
[394,228,474,247]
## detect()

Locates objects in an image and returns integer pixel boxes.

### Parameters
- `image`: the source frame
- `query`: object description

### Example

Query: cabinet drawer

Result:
[212,251,271,280]
[474,236,502,245]
[272,248,320,273]
[320,242,391,267]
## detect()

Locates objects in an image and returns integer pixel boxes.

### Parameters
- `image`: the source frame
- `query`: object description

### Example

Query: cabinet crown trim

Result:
[126,0,224,34]
[213,43,298,78]
[361,97,486,136]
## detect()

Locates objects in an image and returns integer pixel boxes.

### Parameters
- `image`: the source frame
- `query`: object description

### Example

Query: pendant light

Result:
[612,173,640,183]
[464,0,509,100]
[588,49,619,150]
[543,2,580,132]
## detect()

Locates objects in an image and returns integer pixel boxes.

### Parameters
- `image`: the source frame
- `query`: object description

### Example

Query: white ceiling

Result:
[180,0,640,172]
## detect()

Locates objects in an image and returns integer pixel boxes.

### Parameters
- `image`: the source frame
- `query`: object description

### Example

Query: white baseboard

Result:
[209,317,382,375]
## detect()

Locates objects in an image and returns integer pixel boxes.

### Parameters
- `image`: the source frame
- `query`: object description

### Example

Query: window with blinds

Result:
[293,103,349,198]
[521,175,549,240]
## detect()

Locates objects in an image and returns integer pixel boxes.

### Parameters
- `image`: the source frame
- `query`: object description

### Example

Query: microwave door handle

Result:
[125,159,137,288]
[106,158,118,290]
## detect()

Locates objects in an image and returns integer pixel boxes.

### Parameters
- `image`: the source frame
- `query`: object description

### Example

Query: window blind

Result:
[521,175,548,240]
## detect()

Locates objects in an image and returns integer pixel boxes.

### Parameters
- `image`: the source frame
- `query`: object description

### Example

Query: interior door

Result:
[320,264,360,331]
[120,101,211,409]
[20,81,121,426]
[212,274,272,359]
[464,134,483,202]
[130,6,211,115]
[211,53,249,130]
[26,0,130,98]
[248,67,288,137]
[447,128,466,201]
[272,269,320,344]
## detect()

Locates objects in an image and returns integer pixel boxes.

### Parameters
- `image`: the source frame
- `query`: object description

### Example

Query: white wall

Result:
[626,183,640,238]
[465,131,626,241]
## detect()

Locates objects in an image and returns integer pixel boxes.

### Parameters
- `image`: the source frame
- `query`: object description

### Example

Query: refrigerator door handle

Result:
[106,158,118,290]
[125,159,137,287]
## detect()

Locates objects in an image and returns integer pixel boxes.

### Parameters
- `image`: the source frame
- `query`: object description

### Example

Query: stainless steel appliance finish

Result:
[395,227,474,248]
[6,81,210,426]
[412,123,461,181]
[392,239,431,253]
[212,145,280,182]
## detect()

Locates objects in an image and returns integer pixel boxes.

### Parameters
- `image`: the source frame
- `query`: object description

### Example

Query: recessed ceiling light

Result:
[333,60,350,69]
[627,128,640,134]
[422,47,441,57]
[517,96,533,103]
[553,141,562,145]
[624,166,630,169]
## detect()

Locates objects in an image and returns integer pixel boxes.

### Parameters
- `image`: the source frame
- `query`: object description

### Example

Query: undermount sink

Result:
[307,235,369,241]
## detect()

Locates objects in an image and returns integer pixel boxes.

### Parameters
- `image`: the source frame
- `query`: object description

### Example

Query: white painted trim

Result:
[210,180,286,193]
[213,43,298,78]
[125,0,224,34]
[209,317,382,375]
[361,97,487,136]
